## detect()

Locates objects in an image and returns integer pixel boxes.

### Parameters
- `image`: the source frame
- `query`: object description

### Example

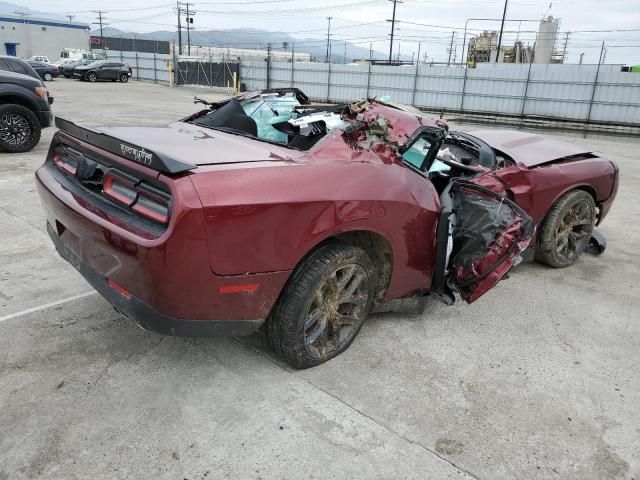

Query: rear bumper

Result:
[47,222,263,337]
[36,158,291,333]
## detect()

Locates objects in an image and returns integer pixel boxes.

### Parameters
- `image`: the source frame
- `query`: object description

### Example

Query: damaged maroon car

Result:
[35,88,618,368]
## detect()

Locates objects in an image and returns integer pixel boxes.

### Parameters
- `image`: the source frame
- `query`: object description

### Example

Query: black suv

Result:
[0,70,53,152]
[73,60,132,83]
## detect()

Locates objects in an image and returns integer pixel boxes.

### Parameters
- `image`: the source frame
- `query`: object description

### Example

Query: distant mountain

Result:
[91,27,393,62]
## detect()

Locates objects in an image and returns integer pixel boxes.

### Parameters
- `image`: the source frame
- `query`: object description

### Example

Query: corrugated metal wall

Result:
[241,60,640,126]
[104,51,172,84]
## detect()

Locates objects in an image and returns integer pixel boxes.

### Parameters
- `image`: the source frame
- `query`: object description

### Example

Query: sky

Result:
[16,0,640,64]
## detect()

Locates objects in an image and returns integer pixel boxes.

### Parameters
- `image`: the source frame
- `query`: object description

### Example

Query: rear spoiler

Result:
[55,117,196,174]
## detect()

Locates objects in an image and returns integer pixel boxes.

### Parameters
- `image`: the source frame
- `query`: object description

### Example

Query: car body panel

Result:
[469,129,594,167]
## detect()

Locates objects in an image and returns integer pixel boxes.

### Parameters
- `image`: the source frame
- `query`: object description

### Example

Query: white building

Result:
[0,14,90,60]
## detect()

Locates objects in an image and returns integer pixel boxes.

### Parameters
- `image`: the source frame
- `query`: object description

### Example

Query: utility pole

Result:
[561,31,570,63]
[92,11,108,53]
[176,1,182,56]
[579,52,584,65]
[447,31,456,65]
[66,14,75,22]
[325,17,332,63]
[387,0,402,64]
[343,41,347,64]
[495,0,508,63]
[185,3,194,56]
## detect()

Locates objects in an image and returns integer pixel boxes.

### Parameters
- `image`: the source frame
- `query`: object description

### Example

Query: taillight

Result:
[103,172,170,224]
[52,148,77,175]
[131,190,170,223]
[103,172,137,206]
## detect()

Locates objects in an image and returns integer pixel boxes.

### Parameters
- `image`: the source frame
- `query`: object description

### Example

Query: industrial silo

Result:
[534,15,559,64]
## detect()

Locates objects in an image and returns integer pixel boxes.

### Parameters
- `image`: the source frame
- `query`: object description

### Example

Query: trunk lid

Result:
[58,118,304,169]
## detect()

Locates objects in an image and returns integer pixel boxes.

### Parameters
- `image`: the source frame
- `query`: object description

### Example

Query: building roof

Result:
[0,13,90,31]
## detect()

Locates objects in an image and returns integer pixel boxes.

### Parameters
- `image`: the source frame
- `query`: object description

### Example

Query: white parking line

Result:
[0,291,98,323]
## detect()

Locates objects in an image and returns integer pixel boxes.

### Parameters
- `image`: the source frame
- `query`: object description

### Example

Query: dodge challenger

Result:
[35,88,619,368]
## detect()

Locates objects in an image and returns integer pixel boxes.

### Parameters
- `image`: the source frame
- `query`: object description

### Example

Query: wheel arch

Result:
[292,229,394,305]
[0,93,38,111]
[538,184,598,233]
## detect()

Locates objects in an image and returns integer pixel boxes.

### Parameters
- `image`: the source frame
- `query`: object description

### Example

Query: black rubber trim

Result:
[47,224,263,337]
[37,110,51,128]
[55,117,196,174]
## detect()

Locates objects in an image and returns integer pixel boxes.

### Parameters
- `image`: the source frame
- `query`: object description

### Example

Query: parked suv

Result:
[73,60,132,82]
[0,70,53,152]
[60,59,91,78]
[0,55,41,81]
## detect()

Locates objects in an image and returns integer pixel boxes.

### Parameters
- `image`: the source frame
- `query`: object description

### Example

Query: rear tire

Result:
[0,104,41,153]
[267,243,375,369]
[536,190,596,268]
[119,73,129,83]
[86,72,97,82]
[43,73,53,81]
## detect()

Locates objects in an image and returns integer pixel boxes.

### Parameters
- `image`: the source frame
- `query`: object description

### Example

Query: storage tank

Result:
[535,15,559,64]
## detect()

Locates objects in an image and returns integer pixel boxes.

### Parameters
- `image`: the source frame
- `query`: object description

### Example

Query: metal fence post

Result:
[153,52,157,83]
[585,41,605,126]
[519,60,533,123]
[460,65,469,112]
[135,50,139,80]
[366,53,372,98]
[291,44,295,87]
[266,43,271,89]
[411,42,421,107]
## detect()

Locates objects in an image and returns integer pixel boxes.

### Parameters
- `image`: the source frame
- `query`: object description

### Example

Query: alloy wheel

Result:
[554,199,594,263]
[0,113,31,146]
[303,264,370,359]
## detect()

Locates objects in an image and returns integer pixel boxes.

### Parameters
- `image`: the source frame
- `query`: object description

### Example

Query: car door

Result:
[100,63,118,80]
[399,128,535,304]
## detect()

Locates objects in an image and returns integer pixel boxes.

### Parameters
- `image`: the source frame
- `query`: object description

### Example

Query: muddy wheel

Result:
[536,190,596,268]
[267,243,375,369]
[119,73,129,83]
[0,104,41,153]
[86,72,97,82]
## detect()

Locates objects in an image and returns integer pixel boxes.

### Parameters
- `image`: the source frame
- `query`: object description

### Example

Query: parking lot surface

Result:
[1,79,638,480]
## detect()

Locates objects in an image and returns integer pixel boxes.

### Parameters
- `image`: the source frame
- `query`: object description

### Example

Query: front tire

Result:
[267,243,375,369]
[0,104,41,153]
[536,190,596,268]
[43,73,53,81]
[119,73,129,83]
[86,72,97,82]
